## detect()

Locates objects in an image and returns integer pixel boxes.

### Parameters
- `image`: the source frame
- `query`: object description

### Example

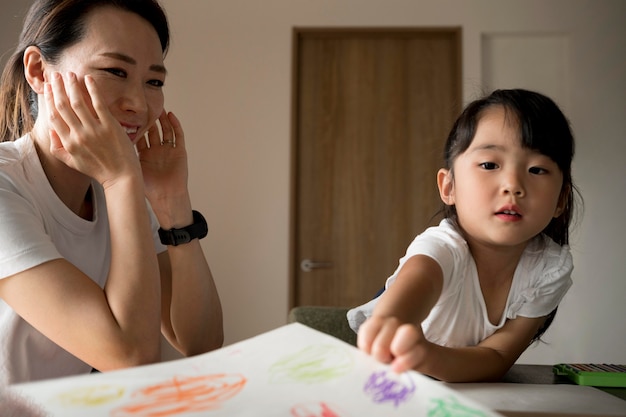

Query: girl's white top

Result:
[347,219,573,347]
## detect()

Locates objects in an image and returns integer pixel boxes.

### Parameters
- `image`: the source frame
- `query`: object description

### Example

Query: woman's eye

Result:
[529,166,547,175]
[105,68,127,78]
[147,79,165,88]
[479,162,498,170]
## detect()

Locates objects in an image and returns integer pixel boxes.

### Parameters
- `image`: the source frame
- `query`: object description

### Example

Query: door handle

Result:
[300,259,333,272]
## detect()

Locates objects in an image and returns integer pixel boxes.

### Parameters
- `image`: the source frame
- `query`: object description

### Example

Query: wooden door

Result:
[291,28,461,309]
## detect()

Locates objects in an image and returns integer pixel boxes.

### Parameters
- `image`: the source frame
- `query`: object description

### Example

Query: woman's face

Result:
[46,6,166,144]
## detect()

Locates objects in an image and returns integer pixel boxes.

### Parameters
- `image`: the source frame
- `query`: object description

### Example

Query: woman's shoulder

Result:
[0,135,36,170]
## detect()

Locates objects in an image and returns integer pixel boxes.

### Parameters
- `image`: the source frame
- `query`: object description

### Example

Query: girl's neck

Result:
[457,224,529,285]
[31,127,94,220]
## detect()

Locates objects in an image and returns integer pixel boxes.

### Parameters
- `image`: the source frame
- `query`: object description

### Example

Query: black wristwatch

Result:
[158,210,208,246]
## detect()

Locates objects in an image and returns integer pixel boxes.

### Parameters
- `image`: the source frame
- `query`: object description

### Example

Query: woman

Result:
[0,0,223,385]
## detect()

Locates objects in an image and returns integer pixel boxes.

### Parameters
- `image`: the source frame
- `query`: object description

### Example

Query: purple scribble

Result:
[363,370,416,407]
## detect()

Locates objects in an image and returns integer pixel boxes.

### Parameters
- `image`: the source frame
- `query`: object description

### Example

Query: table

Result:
[503,364,626,401]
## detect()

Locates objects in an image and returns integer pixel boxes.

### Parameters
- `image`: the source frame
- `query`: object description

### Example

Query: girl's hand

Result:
[358,316,432,373]
[45,72,140,185]
[136,110,189,209]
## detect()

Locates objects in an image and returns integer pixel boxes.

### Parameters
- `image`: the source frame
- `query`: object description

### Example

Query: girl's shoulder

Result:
[523,234,572,277]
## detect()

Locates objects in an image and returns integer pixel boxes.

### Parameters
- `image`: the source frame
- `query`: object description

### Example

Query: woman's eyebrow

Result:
[101,52,167,74]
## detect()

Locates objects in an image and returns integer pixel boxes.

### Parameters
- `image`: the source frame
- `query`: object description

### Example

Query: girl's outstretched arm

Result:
[387,314,546,382]
[357,255,443,364]
[357,253,547,382]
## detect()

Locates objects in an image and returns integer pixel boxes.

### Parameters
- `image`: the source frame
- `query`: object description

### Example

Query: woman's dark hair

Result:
[441,89,583,343]
[442,88,580,246]
[0,0,169,141]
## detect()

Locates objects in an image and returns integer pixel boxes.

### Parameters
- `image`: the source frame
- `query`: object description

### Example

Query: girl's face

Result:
[438,106,566,250]
[45,6,166,144]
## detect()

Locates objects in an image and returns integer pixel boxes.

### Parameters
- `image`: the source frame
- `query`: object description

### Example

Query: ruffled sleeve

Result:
[507,237,573,319]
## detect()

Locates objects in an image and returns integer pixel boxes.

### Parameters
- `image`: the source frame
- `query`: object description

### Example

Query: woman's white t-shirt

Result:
[347,219,573,347]
[0,135,166,385]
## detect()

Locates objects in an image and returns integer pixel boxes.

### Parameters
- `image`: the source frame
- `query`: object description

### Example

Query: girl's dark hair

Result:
[0,0,169,141]
[441,89,583,343]
[442,88,579,246]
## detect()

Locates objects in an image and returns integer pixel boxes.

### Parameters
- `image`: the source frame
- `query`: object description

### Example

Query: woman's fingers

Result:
[166,111,185,148]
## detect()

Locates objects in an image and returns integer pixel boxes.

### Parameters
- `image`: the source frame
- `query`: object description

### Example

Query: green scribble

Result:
[269,344,354,384]
[428,396,489,417]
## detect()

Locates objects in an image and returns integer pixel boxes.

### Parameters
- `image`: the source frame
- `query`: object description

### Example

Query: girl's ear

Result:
[437,168,455,206]
[553,184,571,218]
[23,46,47,94]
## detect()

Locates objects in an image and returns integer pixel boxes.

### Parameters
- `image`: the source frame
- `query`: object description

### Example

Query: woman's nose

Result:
[120,83,148,114]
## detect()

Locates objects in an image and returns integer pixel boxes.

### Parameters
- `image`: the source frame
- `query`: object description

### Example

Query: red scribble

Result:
[111,373,246,417]
[291,401,345,417]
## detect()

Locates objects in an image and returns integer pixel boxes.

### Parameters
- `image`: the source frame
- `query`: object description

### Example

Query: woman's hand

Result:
[136,110,189,209]
[45,72,141,186]
[358,316,432,373]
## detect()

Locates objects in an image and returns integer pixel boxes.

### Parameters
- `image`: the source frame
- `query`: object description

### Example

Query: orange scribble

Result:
[111,373,246,417]
[291,401,346,417]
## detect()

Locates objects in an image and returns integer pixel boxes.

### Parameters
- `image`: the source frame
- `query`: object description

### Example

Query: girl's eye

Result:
[105,68,127,78]
[479,162,498,170]
[529,166,547,175]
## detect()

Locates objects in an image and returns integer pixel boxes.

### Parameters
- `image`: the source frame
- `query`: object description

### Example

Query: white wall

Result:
[1,0,624,365]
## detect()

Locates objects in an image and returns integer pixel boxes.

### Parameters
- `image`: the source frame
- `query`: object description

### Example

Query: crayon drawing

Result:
[428,396,489,417]
[363,370,416,407]
[290,401,348,417]
[11,324,505,417]
[110,373,246,417]
[269,344,354,384]
[56,385,125,407]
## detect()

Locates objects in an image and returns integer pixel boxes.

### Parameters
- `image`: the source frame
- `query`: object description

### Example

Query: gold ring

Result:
[161,140,176,147]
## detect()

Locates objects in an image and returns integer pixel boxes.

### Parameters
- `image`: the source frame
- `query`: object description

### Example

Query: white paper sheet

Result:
[9,323,505,417]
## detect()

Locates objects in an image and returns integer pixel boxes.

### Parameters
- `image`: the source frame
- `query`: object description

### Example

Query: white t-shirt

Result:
[0,135,166,385]
[347,219,573,347]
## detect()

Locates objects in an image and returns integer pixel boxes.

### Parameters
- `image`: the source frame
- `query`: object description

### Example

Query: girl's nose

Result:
[502,171,525,197]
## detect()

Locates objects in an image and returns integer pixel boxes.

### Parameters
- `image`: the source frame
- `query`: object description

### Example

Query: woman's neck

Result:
[31,127,94,220]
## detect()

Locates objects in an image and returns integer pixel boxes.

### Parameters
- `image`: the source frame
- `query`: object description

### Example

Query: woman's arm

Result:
[0,72,165,370]
[138,111,223,355]
[158,242,223,355]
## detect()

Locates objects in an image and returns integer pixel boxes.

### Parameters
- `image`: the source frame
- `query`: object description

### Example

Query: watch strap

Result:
[158,210,208,246]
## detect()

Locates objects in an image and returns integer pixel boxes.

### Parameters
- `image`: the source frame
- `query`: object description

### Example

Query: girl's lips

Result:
[495,208,522,222]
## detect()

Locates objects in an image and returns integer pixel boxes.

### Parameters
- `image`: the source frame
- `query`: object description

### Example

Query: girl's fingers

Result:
[389,324,424,373]
[389,324,420,356]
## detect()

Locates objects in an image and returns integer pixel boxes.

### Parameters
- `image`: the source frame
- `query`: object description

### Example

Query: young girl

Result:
[348,89,579,383]
[0,0,222,385]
